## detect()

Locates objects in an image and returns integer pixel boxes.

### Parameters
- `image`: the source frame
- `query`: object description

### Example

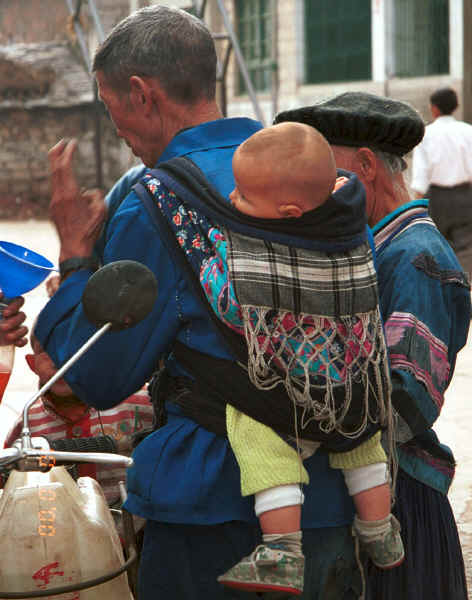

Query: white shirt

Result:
[410,115,472,194]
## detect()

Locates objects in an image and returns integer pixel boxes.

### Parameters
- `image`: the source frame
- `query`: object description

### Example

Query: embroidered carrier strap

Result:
[133,169,248,364]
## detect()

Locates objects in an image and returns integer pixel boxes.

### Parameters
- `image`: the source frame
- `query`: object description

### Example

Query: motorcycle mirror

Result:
[82,260,158,331]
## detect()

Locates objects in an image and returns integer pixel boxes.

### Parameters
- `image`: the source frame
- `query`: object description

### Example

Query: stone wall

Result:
[0,41,136,219]
[0,105,130,219]
[0,1,141,219]
[0,0,70,45]
[0,0,130,46]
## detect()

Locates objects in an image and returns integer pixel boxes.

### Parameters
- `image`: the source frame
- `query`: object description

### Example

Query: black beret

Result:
[274,92,425,157]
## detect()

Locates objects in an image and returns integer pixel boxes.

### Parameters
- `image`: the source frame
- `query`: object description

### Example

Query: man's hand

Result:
[0,296,28,348]
[48,139,107,263]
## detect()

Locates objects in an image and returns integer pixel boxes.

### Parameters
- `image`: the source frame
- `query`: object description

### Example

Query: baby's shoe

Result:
[353,513,405,569]
[217,541,304,595]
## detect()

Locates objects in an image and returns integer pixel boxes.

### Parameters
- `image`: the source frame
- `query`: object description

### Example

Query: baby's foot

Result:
[353,513,405,569]
[217,541,304,595]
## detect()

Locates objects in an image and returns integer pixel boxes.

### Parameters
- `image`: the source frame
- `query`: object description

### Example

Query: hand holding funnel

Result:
[0,241,55,400]
[0,241,56,299]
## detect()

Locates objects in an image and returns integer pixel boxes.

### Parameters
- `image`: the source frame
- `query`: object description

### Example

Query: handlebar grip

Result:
[48,435,117,454]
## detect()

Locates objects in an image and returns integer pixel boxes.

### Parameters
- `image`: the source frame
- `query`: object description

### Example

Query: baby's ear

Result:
[279,204,303,218]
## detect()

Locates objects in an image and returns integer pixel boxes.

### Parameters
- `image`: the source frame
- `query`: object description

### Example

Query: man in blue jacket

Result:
[36,5,361,599]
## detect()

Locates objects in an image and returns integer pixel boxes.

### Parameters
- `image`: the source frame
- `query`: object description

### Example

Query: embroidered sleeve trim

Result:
[412,252,470,288]
[384,312,450,410]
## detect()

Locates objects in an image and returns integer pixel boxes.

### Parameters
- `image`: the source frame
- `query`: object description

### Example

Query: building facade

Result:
[192,0,464,127]
[0,0,466,217]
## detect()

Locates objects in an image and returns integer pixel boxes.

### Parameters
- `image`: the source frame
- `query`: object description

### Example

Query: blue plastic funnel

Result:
[0,241,56,298]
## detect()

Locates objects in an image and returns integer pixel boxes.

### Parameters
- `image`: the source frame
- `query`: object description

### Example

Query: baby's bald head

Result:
[231,122,337,218]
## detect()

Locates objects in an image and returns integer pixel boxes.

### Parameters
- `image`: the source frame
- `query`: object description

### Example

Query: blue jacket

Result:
[35,118,355,527]
[372,200,471,494]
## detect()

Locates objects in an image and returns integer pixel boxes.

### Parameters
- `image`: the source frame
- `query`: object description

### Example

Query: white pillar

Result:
[371,0,390,82]
[450,0,463,78]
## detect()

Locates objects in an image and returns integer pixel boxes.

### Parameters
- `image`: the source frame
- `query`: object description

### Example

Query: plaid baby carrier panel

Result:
[226,230,379,316]
[224,229,390,436]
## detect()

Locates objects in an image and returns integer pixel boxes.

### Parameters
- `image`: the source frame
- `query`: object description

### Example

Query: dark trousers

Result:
[367,469,468,600]
[137,520,365,600]
[428,182,472,252]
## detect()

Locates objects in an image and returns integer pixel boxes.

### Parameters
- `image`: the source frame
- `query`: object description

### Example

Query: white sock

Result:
[254,484,304,517]
[263,531,303,554]
[353,514,392,539]
[343,462,388,496]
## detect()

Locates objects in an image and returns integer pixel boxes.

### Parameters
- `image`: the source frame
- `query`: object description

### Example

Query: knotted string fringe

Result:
[241,305,397,501]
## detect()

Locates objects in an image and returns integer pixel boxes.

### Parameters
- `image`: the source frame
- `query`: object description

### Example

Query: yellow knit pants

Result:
[226,404,387,496]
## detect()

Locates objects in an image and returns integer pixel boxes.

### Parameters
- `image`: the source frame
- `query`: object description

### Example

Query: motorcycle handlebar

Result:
[34,449,133,468]
[49,435,118,454]
[0,446,133,471]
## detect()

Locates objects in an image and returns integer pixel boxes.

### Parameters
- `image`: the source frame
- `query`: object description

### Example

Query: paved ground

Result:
[1,219,471,591]
[437,335,472,593]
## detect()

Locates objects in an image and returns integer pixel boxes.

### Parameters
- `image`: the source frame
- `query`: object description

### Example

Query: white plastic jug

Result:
[0,466,133,599]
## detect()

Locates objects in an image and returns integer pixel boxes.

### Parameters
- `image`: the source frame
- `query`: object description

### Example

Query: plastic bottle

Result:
[0,303,14,401]
[0,467,133,598]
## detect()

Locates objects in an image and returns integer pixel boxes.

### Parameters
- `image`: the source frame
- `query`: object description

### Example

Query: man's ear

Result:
[129,76,153,116]
[279,204,303,218]
[353,147,377,183]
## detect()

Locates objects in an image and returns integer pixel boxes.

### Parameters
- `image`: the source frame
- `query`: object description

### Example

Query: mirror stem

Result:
[21,323,112,449]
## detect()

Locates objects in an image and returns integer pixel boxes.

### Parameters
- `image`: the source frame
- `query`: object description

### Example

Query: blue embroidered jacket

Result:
[35,118,355,527]
[372,200,471,494]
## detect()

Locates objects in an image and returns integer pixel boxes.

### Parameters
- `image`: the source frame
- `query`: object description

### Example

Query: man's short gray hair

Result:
[375,150,413,198]
[92,5,217,104]
[375,150,407,175]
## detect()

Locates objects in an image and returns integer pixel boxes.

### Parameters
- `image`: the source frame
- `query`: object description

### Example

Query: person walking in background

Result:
[276,91,470,600]
[411,87,472,254]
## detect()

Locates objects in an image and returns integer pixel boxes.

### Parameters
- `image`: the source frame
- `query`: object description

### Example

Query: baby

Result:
[206,123,404,595]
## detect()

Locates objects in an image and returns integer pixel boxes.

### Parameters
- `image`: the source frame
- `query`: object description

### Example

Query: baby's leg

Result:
[330,432,405,569]
[218,405,307,595]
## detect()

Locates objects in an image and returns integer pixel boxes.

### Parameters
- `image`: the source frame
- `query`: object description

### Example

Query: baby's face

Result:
[230,178,281,219]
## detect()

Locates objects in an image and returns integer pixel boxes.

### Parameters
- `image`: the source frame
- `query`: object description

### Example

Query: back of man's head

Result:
[93,5,217,105]
[430,87,458,115]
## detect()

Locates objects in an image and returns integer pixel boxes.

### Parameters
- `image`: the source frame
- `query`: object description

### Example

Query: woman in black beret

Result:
[275,92,469,600]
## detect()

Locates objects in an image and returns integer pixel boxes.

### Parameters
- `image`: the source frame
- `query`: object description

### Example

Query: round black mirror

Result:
[82,260,158,330]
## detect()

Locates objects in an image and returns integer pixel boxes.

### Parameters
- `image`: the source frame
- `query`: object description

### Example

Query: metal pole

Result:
[21,323,112,447]
[65,0,92,73]
[87,0,106,44]
[215,0,266,126]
